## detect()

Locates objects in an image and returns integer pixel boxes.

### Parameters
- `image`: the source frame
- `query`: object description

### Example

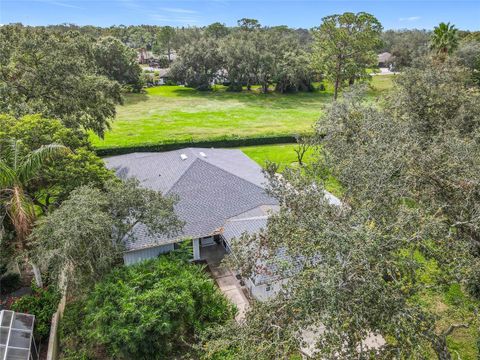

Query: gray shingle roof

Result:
[104,148,278,251]
[222,215,270,244]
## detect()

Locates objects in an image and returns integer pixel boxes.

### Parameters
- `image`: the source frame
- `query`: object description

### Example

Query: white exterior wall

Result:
[192,239,201,260]
[123,243,175,265]
[245,278,288,302]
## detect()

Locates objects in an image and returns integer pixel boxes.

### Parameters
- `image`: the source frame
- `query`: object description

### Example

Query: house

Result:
[104,148,278,287]
[104,148,340,301]
[157,68,171,85]
[377,52,392,68]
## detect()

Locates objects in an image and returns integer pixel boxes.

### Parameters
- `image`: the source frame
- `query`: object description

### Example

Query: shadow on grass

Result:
[168,86,334,110]
[122,93,150,105]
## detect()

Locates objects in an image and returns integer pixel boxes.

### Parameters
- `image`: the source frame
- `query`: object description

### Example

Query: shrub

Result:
[444,283,466,306]
[82,256,235,359]
[10,283,61,341]
[59,300,95,360]
[466,266,480,301]
[95,135,300,156]
[0,272,21,295]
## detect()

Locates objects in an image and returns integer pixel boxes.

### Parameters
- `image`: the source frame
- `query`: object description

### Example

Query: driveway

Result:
[209,263,250,322]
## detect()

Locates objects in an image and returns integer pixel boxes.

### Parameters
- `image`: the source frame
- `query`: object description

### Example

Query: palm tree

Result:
[430,22,459,56]
[0,139,68,287]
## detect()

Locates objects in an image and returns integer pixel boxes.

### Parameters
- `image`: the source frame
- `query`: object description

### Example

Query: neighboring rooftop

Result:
[378,52,392,64]
[104,148,278,251]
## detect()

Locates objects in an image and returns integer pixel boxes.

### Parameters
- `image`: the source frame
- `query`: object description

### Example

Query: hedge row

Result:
[95,135,300,157]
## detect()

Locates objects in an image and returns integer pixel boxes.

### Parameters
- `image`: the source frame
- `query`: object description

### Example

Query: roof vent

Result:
[180,153,188,160]
[199,151,207,158]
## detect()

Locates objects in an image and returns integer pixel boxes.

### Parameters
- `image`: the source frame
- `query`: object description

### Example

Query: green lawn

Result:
[91,76,394,150]
[238,144,343,196]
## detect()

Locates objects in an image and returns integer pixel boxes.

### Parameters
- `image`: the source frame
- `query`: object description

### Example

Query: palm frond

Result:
[18,144,70,184]
[7,185,35,247]
[0,159,17,189]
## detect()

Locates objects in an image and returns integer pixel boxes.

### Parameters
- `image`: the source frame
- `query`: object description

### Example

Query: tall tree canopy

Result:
[204,60,480,359]
[0,138,68,286]
[169,35,223,90]
[311,12,382,99]
[0,114,114,213]
[31,179,183,294]
[94,36,144,92]
[430,22,459,57]
[0,25,122,137]
[381,29,430,69]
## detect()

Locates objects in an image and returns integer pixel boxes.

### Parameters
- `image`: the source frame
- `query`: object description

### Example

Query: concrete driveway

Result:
[209,264,249,322]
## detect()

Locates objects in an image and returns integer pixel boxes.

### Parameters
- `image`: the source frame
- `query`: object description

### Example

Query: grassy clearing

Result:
[238,143,343,196]
[411,251,479,359]
[91,76,394,149]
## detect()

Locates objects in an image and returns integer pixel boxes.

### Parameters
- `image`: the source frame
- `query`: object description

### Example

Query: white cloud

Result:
[159,7,198,14]
[399,16,421,22]
[149,13,199,24]
[38,0,83,9]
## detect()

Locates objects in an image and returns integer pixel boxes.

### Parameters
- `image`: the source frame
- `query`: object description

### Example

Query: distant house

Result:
[377,52,392,68]
[104,148,340,300]
[157,68,171,85]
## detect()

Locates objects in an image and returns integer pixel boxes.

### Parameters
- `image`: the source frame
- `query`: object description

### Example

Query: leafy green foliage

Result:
[31,179,183,295]
[212,60,480,359]
[170,36,222,90]
[94,36,144,92]
[311,12,383,99]
[10,283,60,341]
[0,272,21,295]
[60,257,235,359]
[430,22,459,57]
[0,114,114,209]
[380,29,430,69]
[0,25,122,137]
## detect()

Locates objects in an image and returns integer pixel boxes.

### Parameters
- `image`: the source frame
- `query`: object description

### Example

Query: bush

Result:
[227,83,243,92]
[10,284,61,341]
[80,256,235,359]
[59,300,95,360]
[95,135,300,156]
[466,266,480,301]
[0,272,21,294]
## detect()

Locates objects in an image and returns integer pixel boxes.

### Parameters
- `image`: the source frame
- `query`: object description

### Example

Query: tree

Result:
[381,29,430,70]
[208,167,448,358]
[94,36,144,92]
[0,114,114,212]
[456,40,480,86]
[220,32,256,91]
[0,25,122,137]
[153,26,176,61]
[237,18,261,31]
[205,22,230,39]
[206,62,480,359]
[60,256,235,359]
[430,22,459,57]
[31,179,183,294]
[170,36,223,90]
[293,135,313,166]
[0,139,68,286]
[311,12,383,99]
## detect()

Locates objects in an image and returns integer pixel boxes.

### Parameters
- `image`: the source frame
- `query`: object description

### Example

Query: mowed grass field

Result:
[238,143,343,196]
[91,76,394,149]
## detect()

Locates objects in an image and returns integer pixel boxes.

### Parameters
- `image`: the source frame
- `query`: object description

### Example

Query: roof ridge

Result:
[226,215,269,223]
[194,153,269,192]
[165,157,200,195]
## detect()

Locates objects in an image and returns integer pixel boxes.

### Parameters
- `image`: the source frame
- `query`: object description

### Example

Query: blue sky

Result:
[1,0,479,30]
